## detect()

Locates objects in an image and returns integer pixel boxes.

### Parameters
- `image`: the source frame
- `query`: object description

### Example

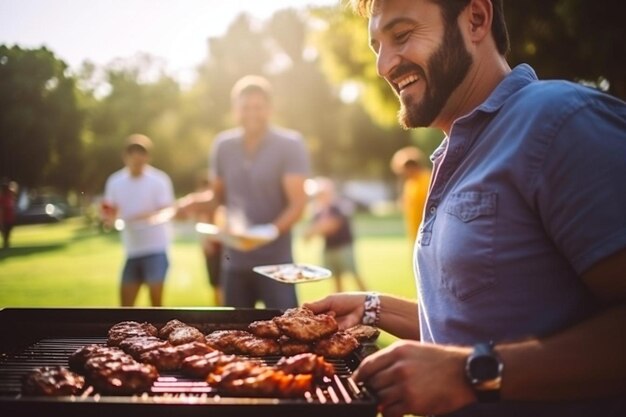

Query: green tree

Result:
[80,54,182,193]
[312,0,626,159]
[506,0,626,98]
[0,45,84,193]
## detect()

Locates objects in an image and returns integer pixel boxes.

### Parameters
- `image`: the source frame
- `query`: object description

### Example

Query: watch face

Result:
[469,356,500,381]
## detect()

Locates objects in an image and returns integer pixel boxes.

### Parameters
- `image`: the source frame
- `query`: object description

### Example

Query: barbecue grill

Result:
[0,308,378,417]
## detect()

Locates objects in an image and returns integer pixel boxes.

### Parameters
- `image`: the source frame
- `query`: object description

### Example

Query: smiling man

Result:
[306,0,626,416]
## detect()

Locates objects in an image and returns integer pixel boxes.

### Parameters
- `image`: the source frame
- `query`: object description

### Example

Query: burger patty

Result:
[22,366,86,396]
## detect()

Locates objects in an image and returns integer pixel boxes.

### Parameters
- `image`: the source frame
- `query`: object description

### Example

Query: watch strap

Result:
[475,389,500,402]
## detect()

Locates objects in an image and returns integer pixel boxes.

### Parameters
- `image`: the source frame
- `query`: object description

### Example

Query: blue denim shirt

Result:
[415,64,626,416]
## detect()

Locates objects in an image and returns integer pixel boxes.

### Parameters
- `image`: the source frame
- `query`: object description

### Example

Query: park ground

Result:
[0,214,416,346]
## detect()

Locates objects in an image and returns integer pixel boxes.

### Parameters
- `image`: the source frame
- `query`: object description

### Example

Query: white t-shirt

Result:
[104,166,175,258]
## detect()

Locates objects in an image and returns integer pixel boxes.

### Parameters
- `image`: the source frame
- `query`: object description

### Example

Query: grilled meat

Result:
[207,360,270,385]
[68,344,123,372]
[314,332,359,358]
[83,351,136,375]
[22,366,85,396]
[282,307,314,317]
[273,308,338,342]
[248,320,281,339]
[278,336,311,356]
[344,324,380,342]
[138,346,181,371]
[205,329,280,356]
[168,325,205,345]
[107,321,158,346]
[87,361,159,395]
[275,353,334,381]
[205,330,250,353]
[234,334,281,356]
[181,351,241,378]
[218,369,313,398]
[118,336,170,359]
[139,341,214,371]
[158,319,187,339]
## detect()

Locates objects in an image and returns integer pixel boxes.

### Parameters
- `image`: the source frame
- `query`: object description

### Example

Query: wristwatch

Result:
[465,341,503,402]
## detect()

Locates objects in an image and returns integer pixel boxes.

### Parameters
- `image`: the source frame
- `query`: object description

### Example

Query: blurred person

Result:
[0,180,18,249]
[306,1,626,417]
[390,146,431,242]
[181,75,310,309]
[102,134,175,307]
[196,174,224,306]
[304,177,367,292]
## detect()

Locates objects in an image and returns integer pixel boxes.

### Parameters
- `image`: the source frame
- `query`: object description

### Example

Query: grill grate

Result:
[0,337,370,405]
[0,308,377,416]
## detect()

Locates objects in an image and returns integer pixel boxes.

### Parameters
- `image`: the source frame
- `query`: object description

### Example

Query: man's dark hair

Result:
[352,0,510,55]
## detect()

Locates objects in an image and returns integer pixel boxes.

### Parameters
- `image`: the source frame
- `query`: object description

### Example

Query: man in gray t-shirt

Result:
[208,75,310,309]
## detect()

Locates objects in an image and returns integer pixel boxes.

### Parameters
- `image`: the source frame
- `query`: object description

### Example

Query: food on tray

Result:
[22,366,85,396]
[253,264,332,283]
[344,324,381,342]
[273,307,338,342]
[314,331,359,359]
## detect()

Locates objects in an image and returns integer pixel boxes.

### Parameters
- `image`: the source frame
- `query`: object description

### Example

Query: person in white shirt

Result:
[102,134,175,306]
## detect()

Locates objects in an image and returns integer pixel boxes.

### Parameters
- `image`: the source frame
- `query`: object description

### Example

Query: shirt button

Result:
[430,206,437,214]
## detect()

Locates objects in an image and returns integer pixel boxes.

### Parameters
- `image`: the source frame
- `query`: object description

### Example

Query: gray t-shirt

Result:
[210,126,310,271]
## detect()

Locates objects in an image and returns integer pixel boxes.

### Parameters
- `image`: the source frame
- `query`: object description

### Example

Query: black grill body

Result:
[0,308,377,417]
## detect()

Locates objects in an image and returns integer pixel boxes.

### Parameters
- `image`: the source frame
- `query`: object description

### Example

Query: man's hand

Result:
[175,191,214,219]
[353,341,475,417]
[304,293,367,330]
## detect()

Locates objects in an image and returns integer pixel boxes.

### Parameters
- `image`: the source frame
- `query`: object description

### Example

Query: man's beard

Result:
[396,19,473,129]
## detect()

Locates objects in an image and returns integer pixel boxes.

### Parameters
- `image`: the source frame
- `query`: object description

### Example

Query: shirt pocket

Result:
[440,191,497,300]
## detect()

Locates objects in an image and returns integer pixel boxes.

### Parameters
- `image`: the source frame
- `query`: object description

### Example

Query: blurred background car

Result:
[15,191,71,225]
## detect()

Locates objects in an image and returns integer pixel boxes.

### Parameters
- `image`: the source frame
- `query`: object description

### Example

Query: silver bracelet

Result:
[362,292,381,326]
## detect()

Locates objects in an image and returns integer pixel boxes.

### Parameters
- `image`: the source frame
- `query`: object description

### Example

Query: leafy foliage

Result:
[1,1,623,196]
[0,45,83,192]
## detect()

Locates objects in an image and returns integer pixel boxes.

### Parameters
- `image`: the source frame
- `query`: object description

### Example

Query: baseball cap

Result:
[125,134,153,153]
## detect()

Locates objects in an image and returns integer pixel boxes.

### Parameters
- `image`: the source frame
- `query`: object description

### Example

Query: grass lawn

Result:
[0,214,417,346]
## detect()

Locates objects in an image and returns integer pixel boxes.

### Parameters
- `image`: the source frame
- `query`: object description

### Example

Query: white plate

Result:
[195,223,276,251]
[253,264,332,284]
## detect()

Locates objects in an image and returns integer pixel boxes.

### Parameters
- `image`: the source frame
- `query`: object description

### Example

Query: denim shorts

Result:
[323,243,358,276]
[122,253,169,285]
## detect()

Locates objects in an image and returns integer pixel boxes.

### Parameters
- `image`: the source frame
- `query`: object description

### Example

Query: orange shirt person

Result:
[391,146,431,242]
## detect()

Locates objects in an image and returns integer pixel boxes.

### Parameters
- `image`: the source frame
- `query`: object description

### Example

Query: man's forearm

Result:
[273,201,306,234]
[498,305,626,401]
[379,295,420,340]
